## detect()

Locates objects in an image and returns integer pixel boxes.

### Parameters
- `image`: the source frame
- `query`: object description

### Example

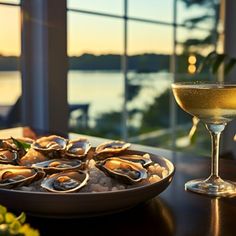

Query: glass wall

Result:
[67,10,123,139]
[66,0,222,154]
[0,0,223,154]
[0,1,21,128]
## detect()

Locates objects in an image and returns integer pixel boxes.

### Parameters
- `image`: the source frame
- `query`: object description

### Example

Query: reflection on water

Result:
[0,70,171,124]
[27,197,175,236]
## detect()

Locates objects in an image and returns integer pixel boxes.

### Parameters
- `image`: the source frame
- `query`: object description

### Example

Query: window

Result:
[0,0,223,155]
[67,0,222,155]
[0,1,21,128]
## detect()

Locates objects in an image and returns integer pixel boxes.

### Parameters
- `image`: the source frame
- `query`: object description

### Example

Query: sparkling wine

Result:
[171,82,236,197]
[172,84,236,123]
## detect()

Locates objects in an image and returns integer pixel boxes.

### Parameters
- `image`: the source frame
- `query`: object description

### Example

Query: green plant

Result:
[198,51,236,76]
[0,205,39,236]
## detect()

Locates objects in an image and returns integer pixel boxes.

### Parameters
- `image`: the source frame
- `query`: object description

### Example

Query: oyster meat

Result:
[32,159,84,173]
[0,166,44,188]
[32,135,67,152]
[66,138,91,160]
[94,141,131,160]
[18,148,49,166]
[118,154,152,167]
[41,170,89,193]
[95,157,147,184]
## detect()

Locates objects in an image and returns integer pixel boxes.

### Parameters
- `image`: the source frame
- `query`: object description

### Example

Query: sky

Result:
[0,0,213,56]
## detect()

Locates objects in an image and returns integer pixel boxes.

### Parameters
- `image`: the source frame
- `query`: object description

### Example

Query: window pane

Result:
[67,0,123,16]
[0,0,20,4]
[0,5,21,128]
[0,5,21,56]
[128,0,173,23]
[127,22,173,148]
[67,12,123,139]
[176,27,213,56]
[128,21,173,54]
[68,13,123,55]
[177,0,219,30]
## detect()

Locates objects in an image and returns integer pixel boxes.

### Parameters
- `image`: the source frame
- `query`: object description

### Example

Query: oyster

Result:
[118,154,152,167]
[18,148,49,166]
[94,141,131,160]
[32,135,67,152]
[0,137,34,162]
[0,150,18,164]
[0,137,33,151]
[66,138,91,160]
[95,157,147,184]
[32,159,84,173]
[41,170,89,193]
[0,166,44,188]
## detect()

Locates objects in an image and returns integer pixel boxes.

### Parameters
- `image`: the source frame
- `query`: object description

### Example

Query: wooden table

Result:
[1,127,236,236]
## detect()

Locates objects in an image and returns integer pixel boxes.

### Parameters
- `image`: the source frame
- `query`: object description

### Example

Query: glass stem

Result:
[205,123,226,178]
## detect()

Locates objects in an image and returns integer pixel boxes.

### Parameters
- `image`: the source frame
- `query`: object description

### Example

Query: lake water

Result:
[0,70,172,125]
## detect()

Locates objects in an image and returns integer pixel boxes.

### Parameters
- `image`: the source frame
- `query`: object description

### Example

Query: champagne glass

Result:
[172,82,236,196]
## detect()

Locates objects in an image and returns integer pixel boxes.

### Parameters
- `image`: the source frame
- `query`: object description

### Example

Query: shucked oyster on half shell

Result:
[32,159,84,174]
[18,148,49,166]
[0,165,44,189]
[41,170,89,193]
[31,135,67,152]
[117,154,153,167]
[65,138,91,160]
[94,141,131,160]
[95,157,147,185]
[0,137,34,151]
[0,137,34,164]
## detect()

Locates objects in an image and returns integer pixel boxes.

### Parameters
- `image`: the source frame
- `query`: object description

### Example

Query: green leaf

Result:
[224,58,236,75]
[211,53,227,74]
[197,51,217,73]
[11,137,31,152]
[16,212,26,224]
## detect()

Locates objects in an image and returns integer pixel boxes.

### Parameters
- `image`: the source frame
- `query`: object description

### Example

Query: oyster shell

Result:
[32,135,67,152]
[18,148,49,166]
[41,170,89,193]
[0,166,44,188]
[0,150,18,164]
[95,157,147,184]
[94,141,131,160]
[117,154,152,167]
[66,138,91,159]
[32,159,84,173]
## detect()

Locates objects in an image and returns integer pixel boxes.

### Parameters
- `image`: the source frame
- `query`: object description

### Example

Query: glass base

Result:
[185,176,236,197]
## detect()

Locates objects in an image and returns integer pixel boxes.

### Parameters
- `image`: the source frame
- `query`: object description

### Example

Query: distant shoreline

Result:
[0,53,170,72]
